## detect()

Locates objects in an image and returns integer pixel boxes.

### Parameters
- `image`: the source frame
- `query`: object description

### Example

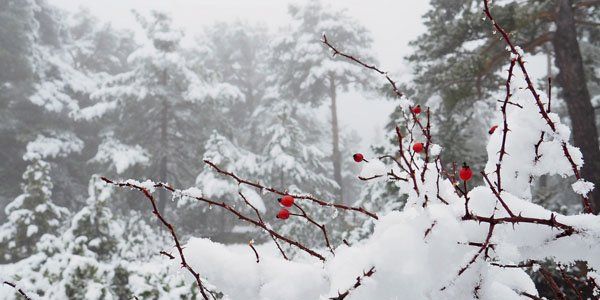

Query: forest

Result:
[1,0,600,299]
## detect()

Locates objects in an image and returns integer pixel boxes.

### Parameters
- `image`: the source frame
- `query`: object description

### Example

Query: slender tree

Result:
[92,11,240,212]
[271,0,377,203]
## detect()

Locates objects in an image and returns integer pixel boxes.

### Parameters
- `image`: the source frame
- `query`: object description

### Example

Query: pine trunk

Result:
[158,71,169,213]
[329,75,344,202]
[552,0,600,214]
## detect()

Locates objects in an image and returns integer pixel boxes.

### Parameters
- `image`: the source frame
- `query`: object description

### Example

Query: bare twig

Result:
[204,160,378,220]
[103,178,325,261]
[539,267,567,300]
[239,192,288,260]
[100,177,210,300]
[482,0,593,213]
[322,34,403,98]
[3,281,32,300]
[248,240,260,263]
[329,267,376,300]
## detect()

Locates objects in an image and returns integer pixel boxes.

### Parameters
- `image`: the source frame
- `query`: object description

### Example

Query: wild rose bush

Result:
[4,1,600,299]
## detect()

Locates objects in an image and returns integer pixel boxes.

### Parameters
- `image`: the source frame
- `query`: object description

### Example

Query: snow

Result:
[572,179,594,196]
[124,179,156,193]
[23,134,84,161]
[92,137,150,174]
[239,186,266,213]
[359,160,386,179]
[169,58,600,299]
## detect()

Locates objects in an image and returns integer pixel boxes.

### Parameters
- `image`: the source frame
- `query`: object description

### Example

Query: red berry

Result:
[412,105,422,115]
[459,164,473,181]
[489,125,498,134]
[280,195,294,207]
[412,142,424,153]
[276,208,290,220]
[353,153,364,162]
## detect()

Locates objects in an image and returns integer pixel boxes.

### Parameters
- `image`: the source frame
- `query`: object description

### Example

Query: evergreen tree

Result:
[0,157,68,263]
[93,11,240,213]
[64,175,119,261]
[271,0,377,202]
[255,99,342,247]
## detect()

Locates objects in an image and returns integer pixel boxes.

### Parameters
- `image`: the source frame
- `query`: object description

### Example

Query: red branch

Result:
[103,177,326,261]
[329,267,376,300]
[496,58,517,192]
[482,0,593,214]
[238,192,289,260]
[291,202,335,255]
[204,160,378,220]
[3,281,32,300]
[100,177,210,300]
[322,34,403,99]
[539,267,567,300]
[248,241,260,263]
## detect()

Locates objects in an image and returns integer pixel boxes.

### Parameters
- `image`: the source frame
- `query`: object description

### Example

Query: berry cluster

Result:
[276,195,295,220]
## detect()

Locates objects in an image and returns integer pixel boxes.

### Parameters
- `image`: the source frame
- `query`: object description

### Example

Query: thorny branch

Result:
[248,240,260,263]
[329,267,376,300]
[482,0,593,213]
[290,202,335,255]
[238,192,288,260]
[3,281,32,300]
[204,160,378,220]
[322,12,594,296]
[496,58,517,193]
[100,177,211,300]
[103,177,327,261]
[322,34,403,98]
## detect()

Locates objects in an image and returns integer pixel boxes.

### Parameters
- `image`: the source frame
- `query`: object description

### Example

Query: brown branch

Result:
[204,160,378,220]
[521,292,543,300]
[490,261,535,268]
[424,221,437,239]
[496,59,517,193]
[539,267,567,300]
[104,178,326,261]
[100,177,210,300]
[329,267,376,300]
[395,127,420,196]
[292,202,335,255]
[248,241,260,263]
[159,251,175,260]
[322,34,403,98]
[441,223,496,291]
[559,265,583,300]
[238,192,288,260]
[482,0,593,213]
[3,281,32,300]
[482,172,516,217]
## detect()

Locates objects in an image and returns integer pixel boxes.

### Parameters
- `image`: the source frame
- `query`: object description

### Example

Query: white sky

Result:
[50,0,431,147]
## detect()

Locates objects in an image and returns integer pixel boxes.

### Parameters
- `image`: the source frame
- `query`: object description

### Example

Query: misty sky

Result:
[49,0,431,147]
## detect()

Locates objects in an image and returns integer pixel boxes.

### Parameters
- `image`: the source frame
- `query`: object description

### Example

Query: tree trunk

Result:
[552,0,600,214]
[158,71,169,213]
[329,74,344,203]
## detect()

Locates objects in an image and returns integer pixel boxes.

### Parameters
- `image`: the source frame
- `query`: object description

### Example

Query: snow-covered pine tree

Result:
[0,156,68,263]
[271,0,377,203]
[0,174,193,299]
[92,11,240,213]
[188,131,263,241]
[64,175,119,261]
[0,0,138,212]
[254,99,342,248]
[198,21,271,142]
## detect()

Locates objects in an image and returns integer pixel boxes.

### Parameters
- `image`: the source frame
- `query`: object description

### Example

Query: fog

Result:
[49,0,430,145]
[1,0,598,298]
